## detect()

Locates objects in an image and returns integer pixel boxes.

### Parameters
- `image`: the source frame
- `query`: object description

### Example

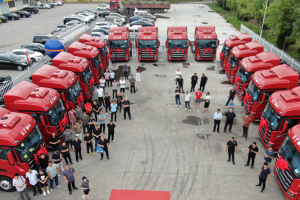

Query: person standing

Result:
[111,53,116,67]
[136,67,141,82]
[226,137,238,165]
[224,109,236,133]
[99,77,106,93]
[228,99,235,112]
[245,142,259,168]
[116,93,123,112]
[175,69,181,86]
[120,77,126,97]
[92,100,100,121]
[129,75,136,93]
[255,162,271,193]
[84,102,92,116]
[93,124,102,150]
[97,135,110,160]
[213,109,222,133]
[61,142,73,165]
[49,132,60,151]
[199,73,208,92]
[63,127,73,149]
[13,173,31,200]
[38,153,49,172]
[37,169,50,196]
[110,70,115,86]
[242,114,252,139]
[52,150,64,174]
[190,73,198,92]
[81,112,89,136]
[84,132,94,156]
[81,176,93,200]
[112,80,118,99]
[88,115,96,134]
[75,104,82,124]
[177,75,184,93]
[104,93,111,115]
[26,168,42,196]
[110,101,118,122]
[72,136,83,162]
[123,62,129,80]
[46,161,61,192]
[96,86,104,106]
[74,121,83,141]
[184,91,191,112]
[195,89,202,108]
[123,97,131,120]
[68,108,77,130]
[104,70,110,87]
[98,111,106,133]
[107,120,116,142]
[203,92,211,113]
[264,147,275,167]
[175,86,181,107]
[63,164,78,195]
[225,87,236,106]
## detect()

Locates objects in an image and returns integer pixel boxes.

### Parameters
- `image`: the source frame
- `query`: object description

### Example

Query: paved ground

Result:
[0,3,286,200]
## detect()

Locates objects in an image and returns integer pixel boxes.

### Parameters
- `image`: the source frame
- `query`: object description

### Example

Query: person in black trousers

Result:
[199,73,208,92]
[123,97,131,120]
[92,101,100,121]
[107,120,116,142]
[245,142,259,168]
[129,75,136,93]
[256,162,271,193]
[103,93,111,115]
[213,109,222,133]
[116,92,123,113]
[97,136,110,160]
[72,136,83,162]
[61,142,73,165]
[177,75,184,93]
[83,133,94,156]
[224,109,236,133]
[190,73,198,92]
[63,165,78,195]
[226,137,238,165]
[88,115,96,135]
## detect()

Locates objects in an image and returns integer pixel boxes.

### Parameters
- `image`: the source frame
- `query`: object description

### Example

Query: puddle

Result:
[155,74,166,77]
[196,134,205,140]
[221,81,231,84]
[155,15,170,19]
[206,66,215,70]
[201,22,208,24]
[182,116,201,126]
[153,64,165,67]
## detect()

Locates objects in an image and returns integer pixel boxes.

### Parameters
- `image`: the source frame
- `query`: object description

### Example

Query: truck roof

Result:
[138,27,158,40]
[241,51,281,73]
[79,34,106,49]
[108,27,129,40]
[32,65,77,90]
[231,41,264,58]
[195,26,217,40]
[52,52,89,73]
[4,81,60,113]
[68,42,100,59]
[253,64,299,90]
[0,108,36,146]
[167,26,188,40]
[288,125,300,150]
[224,33,252,48]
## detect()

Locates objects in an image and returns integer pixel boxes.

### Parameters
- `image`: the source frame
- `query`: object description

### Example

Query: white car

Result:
[39,3,51,9]
[97,4,110,11]
[94,22,114,29]
[90,32,108,41]
[11,48,43,63]
[53,1,63,6]
[71,14,91,23]
[109,13,126,23]
[78,12,96,21]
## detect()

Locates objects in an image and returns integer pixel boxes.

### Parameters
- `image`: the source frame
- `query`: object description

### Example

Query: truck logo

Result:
[69,77,75,83]
[50,96,58,104]
[271,99,279,108]
[173,36,182,39]
[21,124,31,136]
[203,36,212,39]
[143,36,153,39]
[113,37,123,39]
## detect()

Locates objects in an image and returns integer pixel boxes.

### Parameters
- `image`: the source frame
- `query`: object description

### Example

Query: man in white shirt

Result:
[13,173,31,200]
[213,109,222,133]
[110,70,115,86]
[99,77,106,93]
[96,86,104,106]
[26,168,42,196]
[120,77,126,97]
[184,91,191,112]
[175,69,181,86]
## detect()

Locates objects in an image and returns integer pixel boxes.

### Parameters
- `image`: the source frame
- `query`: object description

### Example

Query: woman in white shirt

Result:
[203,92,211,113]
[110,70,115,86]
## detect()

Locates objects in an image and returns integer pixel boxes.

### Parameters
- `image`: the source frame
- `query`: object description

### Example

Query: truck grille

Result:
[259,126,271,143]
[98,68,104,78]
[111,48,126,59]
[141,49,155,59]
[276,167,293,191]
[88,82,94,94]
[234,84,243,96]
[244,99,253,113]
[55,114,68,139]
[199,48,216,58]
[171,48,186,58]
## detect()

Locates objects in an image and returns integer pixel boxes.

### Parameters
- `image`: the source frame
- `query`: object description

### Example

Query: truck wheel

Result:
[124,8,129,14]
[130,8,134,14]
[155,9,159,13]
[159,9,164,13]
[31,58,36,63]
[113,9,117,13]
[0,176,14,192]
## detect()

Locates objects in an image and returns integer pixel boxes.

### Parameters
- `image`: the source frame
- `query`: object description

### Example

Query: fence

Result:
[240,24,300,71]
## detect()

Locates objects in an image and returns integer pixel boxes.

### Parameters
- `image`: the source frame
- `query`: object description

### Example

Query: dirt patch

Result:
[201,22,208,24]
[155,74,166,77]
[155,15,170,19]
[206,66,215,70]
[182,63,190,68]
[221,81,231,84]
[208,10,214,13]
[153,64,165,67]
[196,134,205,140]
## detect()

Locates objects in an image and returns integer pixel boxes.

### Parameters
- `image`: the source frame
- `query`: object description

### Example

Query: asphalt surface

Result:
[0,3,286,200]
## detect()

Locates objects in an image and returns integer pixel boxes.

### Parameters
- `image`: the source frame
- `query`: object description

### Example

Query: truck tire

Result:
[0,176,14,192]
[113,9,117,13]
[130,49,132,57]
[130,8,134,14]
[159,9,164,13]
[155,9,159,13]
[125,8,129,14]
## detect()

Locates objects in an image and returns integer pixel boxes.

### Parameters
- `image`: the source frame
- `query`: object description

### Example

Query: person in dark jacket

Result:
[38,153,49,172]
[97,136,110,160]
[224,109,236,133]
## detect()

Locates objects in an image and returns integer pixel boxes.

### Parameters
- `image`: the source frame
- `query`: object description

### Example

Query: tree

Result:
[227,0,238,15]
[249,0,265,32]
[236,0,253,21]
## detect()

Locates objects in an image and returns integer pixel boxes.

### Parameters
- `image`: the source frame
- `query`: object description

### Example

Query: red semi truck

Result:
[166,26,190,61]
[220,33,252,70]
[108,27,132,61]
[52,52,94,100]
[234,51,281,100]
[136,27,160,61]
[245,64,300,121]
[4,81,68,146]
[225,41,264,83]
[191,26,219,61]
[32,65,84,111]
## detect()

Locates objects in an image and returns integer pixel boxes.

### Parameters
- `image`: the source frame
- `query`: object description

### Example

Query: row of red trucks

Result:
[221,33,300,199]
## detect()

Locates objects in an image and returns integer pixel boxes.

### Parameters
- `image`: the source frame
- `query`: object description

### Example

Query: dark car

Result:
[0,75,13,107]
[63,16,83,24]
[0,53,30,71]
[21,6,39,14]
[48,3,56,8]
[21,43,45,55]
[51,28,64,34]
[130,21,153,27]
[57,25,68,29]
[33,34,50,44]
[15,11,31,18]
[129,15,143,22]
[0,16,8,22]
[77,9,97,15]
[98,11,111,17]
[92,28,109,35]
[3,13,20,20]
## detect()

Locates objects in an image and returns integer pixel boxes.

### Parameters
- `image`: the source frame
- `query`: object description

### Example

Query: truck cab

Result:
[32,65,84,111]
[68,42,102,83]
[0,108,46,192]
[4,81,68,146]
[226,41,264,83]
[234,51,281,100]
[220,33,252,70]
[108,27,132,61]
[191,26,219,61]
[52,52,94,100]
[245,64,300,121]
[166,26,190,61]
[136,27,160,61]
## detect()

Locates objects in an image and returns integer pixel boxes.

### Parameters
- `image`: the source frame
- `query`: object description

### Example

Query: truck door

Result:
[0,148,18,191]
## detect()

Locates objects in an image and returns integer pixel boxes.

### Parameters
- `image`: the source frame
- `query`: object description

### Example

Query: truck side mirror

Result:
[282,121,289,132]
[189,40,191,46]
[40,115,47,127]
[135,41,138,47]
[129,41,131,47]
[158,41,160,47]
[194,41,197,46]
[7,152,16,165]
[61,93,66,102]
[218,40,220,46]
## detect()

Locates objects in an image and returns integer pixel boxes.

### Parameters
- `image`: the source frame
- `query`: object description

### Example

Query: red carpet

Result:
[109,189,171,200]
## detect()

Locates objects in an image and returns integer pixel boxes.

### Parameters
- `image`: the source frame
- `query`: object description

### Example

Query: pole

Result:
[260,0,268,38]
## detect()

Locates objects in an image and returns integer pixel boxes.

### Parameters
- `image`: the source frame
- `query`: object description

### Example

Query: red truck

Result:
[79,34,109,70]
[166,26,190,61]
[191,26,219,61]
[52,52,94,100]
[4,81,68,146]
[108,27,132,61]
[220,33,252,70]
[136,27,160,61]
[234,51,281,100]
[245,64,300,121]
[225,41,264,83]
[32,65,84,111]
[0,108,47,192]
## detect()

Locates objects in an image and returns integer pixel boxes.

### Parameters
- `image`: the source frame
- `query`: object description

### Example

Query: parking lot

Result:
[0,3,286,200]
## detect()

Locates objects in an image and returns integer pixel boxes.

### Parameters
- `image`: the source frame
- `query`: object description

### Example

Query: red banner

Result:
[109,48,123,55]
[202,48,212,55]
[275,157,290,171]
[234,76,241,90]
[171,48,184,54]
[26,52,30,64]
[139,48,153,56]
[220,52,224,61]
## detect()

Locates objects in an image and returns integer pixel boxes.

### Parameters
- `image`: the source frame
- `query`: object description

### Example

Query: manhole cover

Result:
[155,74,166,77]
[153,64,165,67]
[201,22,208,24]
[158,59,164,61]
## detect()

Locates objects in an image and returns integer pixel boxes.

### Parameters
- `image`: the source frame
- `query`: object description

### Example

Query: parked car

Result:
[78,9,97,15]
[71,15,90,23]
[15,11,31,18]
[63,16,84,24]
[105,16,122,26]
[39,3,51,9]
[138,18,154,24]
[0,53,31,71]
[57,25,68,29]
[32,34,50,44]
[47,3,56,8]
[134,10,156,21]
[129,25,141,40]
[66,20,80,26]
[98,11,111,17]
[0,16,8,23]
[109,13,126,20]
[53,1,63,6]
[94,21,113,29]
[129,15,143,22]
[3,13,20,20]
[130,21,153,27]
[97,4,110,11]
[21,43,45,55]
[11,48,43,63]
[75,12,95,20]
[90,32,108,41]
[21,6,39,14]
[51,28,64,34]
[92,28,109,35]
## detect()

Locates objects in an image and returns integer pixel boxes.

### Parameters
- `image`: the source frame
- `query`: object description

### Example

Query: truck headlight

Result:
[250,113,254,116]
[287,191,295,198]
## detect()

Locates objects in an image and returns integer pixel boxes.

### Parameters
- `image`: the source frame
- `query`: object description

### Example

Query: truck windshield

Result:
[93,54,101,69]
[82,66,93,83]
[263,102,282,130]
[46,98,66,125]
[236,67,249,83]
[108,40,128,48]
[247,81,261,102]
[15,125,44,162]
[281,136,300,176]
[197,39,218,48]
[221,44,230,56]
[228,54,238,67]
[167,40,188,48]
[138,40,158,48]
[66,80,82,102]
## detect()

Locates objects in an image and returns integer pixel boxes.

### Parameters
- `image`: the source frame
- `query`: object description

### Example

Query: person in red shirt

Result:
[242,114,252,140]
[84,102,92,117]
[195,89,202,108]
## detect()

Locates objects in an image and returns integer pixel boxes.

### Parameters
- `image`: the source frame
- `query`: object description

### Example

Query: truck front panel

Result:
[194,39,218,61]
[234,66,251,100]
[167,39,189,61]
